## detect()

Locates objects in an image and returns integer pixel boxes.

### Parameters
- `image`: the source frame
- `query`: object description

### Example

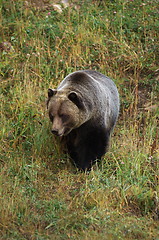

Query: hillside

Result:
[0,0,159,239]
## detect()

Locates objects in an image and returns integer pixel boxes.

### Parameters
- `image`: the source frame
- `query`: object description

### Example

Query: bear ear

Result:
[47,89,57,109]
[68,91,84,109]
[48,88,57,98]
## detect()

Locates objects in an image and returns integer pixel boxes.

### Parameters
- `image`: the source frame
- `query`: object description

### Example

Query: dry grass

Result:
[0,0,159,239]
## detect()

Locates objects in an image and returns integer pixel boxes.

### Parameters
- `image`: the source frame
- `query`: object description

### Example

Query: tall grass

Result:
[0,0,159,239]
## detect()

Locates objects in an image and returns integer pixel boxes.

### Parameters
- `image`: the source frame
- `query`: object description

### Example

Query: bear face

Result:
[47,89,89,136]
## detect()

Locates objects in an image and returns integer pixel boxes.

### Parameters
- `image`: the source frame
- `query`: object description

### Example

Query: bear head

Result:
[47,88,89,136]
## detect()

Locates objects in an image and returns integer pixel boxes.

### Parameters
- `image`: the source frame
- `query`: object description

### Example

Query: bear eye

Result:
[59,114,69,122]
[49,113,54,122]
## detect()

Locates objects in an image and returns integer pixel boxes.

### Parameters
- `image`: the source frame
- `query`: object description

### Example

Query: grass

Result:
[0,0,159,239]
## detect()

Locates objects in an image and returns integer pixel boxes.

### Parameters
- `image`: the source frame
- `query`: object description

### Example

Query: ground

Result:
[0,0,159,239]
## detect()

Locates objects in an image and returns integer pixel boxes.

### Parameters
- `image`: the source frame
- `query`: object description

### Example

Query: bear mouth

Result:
[51,127,72,137]
[63,127,72,136]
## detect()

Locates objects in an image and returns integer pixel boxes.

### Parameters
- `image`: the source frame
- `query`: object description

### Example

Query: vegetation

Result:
[0,0,158,239]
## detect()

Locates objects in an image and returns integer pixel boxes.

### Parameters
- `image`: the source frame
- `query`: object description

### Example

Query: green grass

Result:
[0,0,159,239]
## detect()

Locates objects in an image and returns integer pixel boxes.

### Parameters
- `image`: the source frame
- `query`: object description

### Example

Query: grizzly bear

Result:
[47,70,119,171]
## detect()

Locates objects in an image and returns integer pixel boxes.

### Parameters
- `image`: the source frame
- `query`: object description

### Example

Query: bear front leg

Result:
[67,128,110,171]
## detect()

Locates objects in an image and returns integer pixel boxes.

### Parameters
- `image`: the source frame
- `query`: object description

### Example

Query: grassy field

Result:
[0,0,159,239]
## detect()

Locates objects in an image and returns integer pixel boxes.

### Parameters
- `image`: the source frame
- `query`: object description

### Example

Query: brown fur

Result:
[47,70,119,171]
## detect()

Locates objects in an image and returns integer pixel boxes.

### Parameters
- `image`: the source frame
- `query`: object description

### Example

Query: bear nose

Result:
[51,130,59,136]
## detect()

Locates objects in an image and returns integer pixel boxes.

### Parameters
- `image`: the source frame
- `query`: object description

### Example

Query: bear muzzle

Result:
[51,128,65,137]
[51,129,60,136]
[51,127,72,137]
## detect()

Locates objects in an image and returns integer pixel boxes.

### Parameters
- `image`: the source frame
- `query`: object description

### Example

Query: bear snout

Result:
[51,129,60,136]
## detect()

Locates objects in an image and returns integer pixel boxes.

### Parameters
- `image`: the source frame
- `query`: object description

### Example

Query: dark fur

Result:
[66,123,110,170]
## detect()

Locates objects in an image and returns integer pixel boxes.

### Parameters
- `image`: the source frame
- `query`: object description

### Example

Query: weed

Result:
[0,0,159,239]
